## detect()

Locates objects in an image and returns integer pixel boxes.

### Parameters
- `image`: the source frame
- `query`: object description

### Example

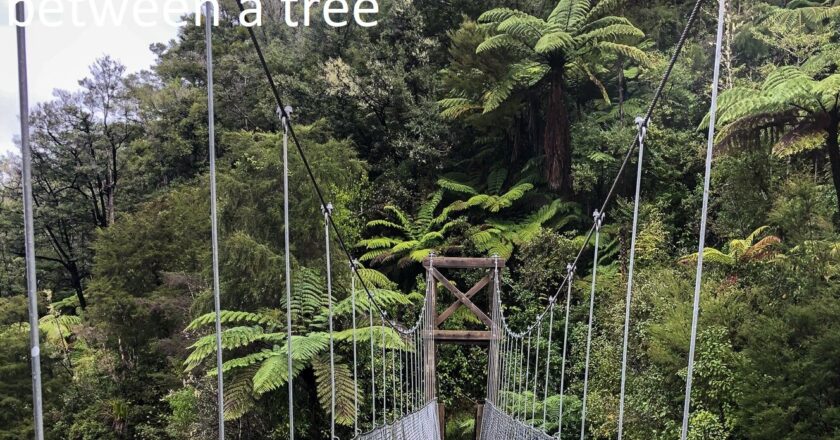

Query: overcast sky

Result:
[1,2,181,155]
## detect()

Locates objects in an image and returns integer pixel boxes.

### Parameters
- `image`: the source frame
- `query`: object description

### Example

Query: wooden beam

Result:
[433,330,493,344]
[431,268,493,328]
[423,280,437,402]
[423,257,506,269]
[436,274,491,326]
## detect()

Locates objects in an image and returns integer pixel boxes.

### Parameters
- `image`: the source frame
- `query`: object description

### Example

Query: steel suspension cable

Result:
[381,315,387,424]
[541,301,556,429]
[681,1,727,438]
[616,119,647,440]
[369,297,377,428]
[15,5,44,438]
[501,331,511,410]
[580,211,605,440]
[520,332,532,421]
[557,264,575,438]
[511,336,522,415]
[204,6,225,438]
[281,106,295,439]
[531,319,543,423]
[323,205,337,440]
[390,340,396,424]
[350,264,360,436]
[488,256,503,405]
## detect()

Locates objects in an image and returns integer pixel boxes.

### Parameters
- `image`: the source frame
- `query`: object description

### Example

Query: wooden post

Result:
[486,267,501,405]
[439,403,446,439]
[424,275,437,403]
[474,403,484,440]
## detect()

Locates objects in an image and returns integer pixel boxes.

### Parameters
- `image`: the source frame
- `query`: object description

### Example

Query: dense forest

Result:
[2,0,840,439]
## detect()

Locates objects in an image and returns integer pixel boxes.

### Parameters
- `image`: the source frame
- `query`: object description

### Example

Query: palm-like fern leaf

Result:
[313,355,357,426]
[186,310,272,331]
[478,7,528,24]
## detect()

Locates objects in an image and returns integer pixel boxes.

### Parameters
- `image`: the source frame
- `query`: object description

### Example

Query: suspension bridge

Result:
[12,0,729,438]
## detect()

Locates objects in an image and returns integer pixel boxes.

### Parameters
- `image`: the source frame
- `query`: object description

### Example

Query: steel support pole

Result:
[16,5,44,439]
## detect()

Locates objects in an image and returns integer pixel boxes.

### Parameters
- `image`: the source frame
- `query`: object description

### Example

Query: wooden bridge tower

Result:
[421,256,505,439]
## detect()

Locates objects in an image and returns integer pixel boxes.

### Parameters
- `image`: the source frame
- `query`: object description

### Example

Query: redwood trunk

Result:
[543,71,573,194]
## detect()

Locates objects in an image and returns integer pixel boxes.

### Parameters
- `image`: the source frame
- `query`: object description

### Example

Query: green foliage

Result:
[679,226,782,269]
[359,190,465,267]
[448,0,648,114]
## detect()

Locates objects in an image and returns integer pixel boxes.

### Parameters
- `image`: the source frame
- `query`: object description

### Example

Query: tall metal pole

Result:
[557,264,574,438]
[282,105,295,440]
[16,5,45,439]
[616,119,646,440]
[323,203,336,440]
[204,5,225,439]
[581,210,604,440]
[681,1,726,438]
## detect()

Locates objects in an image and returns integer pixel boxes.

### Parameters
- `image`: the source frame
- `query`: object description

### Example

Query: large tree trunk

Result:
[543,70,573,194]
[825,114,840,222]
[68,261,87,309]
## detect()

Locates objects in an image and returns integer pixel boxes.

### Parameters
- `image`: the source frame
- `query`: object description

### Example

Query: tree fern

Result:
[358,191,464,269]
[678,227,782,269]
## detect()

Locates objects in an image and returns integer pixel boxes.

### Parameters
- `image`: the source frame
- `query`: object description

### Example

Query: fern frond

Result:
[185,326,265,371]
[251,351,305,395]
[476,34,526,54]
[596,42,652,66]
[497,16,548,43]
[355,267,395,289]
[576,23,644,45]
[438,98,482,119]
[549,0,591,31]
[773,123,825,157]
[383,205,412,232]
[312,355,357,426]
[357,237,401,249]
[743,235,782,262]
[534,31,575,55]
[223,368,257,420]
[587,0,624,21]
[186,310,272,331]
[478,7,528,24]
[208,349,277,376]
[334,289,411,316]
[580,15,632,33]
[486,168,508,194]
[333,325,406,349]
[678,248,736,266]
[437,178,478,195]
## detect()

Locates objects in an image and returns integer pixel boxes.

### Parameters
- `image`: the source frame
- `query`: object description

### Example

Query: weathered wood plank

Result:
[433,330,493,344]
[423,280,437,402]
[431,268,494,328]
[435,273,491,326]
[422,257,506,269]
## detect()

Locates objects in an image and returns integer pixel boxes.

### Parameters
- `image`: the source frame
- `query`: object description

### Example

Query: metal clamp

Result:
[278,105,293,123]
[593,209,605,231]
[635,116,647,142]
